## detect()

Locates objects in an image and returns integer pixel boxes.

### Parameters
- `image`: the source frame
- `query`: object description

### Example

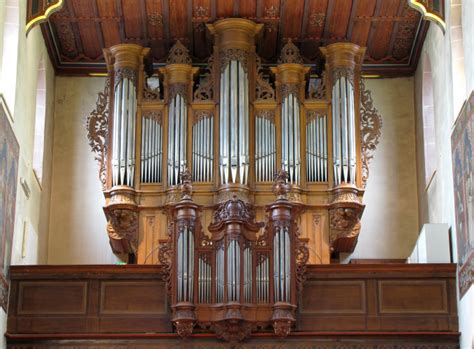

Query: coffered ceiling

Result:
[41,0,429,76]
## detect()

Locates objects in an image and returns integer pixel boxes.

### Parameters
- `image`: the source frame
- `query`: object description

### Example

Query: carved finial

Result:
[278,39,303,64]
[273,168,290,200]
[179,167,193,200]
[167,40,192,64]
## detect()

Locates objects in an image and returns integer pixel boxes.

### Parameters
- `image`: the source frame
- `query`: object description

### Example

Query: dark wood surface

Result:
[41,0,429,76]
[6,263,459,347]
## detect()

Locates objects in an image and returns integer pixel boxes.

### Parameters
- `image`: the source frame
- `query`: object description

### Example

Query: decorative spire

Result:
[278,39,303,64]
[166,40,192,64]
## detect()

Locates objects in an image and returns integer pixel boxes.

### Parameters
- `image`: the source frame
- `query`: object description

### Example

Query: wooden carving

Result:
[85,78,109,190]
[360,79,383,188]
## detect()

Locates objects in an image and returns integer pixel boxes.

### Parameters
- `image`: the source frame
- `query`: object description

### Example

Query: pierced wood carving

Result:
[166,40,192,65]
[255,55,275,100]
[86,78,109,190]
[360,79,383,188]
[194,55,214,101]
[278,39,303,64]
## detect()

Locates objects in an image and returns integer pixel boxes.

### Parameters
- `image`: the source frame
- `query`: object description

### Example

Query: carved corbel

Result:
[103,187,139,255]
[328,184,365,254]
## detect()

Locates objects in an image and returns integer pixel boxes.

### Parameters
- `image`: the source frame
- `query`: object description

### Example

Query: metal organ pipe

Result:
[141,113,163,183]
[306,113,328,182]
[167,93,187,186]
[112,74,137,187]
[219,60,249,185]
[332,73,356,185]
[192,114,214,182]
[281,93,301,185]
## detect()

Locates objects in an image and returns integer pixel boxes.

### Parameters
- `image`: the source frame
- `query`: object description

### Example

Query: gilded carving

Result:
[166,40,192,65]
[147,13,163,26]
[255,55,275,100]
[280,83,300,100]
[278,39,303,64]
[86,78,110,190]
[360,79,382,188]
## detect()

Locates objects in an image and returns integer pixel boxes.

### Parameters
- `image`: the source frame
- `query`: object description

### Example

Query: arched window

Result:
[0,0,20,112]
[32,56,46,184]
[422,53,436,186]
[450,0,466,116]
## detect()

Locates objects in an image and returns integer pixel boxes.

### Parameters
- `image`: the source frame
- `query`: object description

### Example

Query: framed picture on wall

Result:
[451,90,474,297]
[0,94,19,311]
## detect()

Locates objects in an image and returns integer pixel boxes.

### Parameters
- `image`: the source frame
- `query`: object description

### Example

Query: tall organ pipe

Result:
[167,93,187,186]
[112,74,137,187]
[281,93,301,185]
[219,60,249,186]
[331,73,356,185]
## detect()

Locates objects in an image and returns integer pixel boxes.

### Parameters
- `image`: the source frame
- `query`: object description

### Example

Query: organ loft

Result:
[4,0,467,346]
[86,18,380,341]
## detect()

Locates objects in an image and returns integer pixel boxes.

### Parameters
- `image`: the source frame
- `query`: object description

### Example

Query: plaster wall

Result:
[350,78,419,260]
[47,76,119,264]
[414,1,474,347]
[0,2,56,348]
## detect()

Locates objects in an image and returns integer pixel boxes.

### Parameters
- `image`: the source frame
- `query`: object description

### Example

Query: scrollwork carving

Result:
[106,209,139,252]
[360,79,382,188]
[86,78,110,190]
[278,39,303,64]
[166,40,192,65]
[168,83,189,103]
[280,83,300,100]
[329,207,362,249]
[194,54,214,101]
[307,73,326,100]
[255,55,275,100]
[143,78,161,101]
[332,67,354,84]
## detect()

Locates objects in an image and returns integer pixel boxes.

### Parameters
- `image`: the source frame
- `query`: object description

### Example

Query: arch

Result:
[32,56,46,184]
[0,0,20,112]
[422,53,436,186]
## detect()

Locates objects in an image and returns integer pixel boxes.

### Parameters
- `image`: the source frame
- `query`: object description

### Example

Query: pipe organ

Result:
[87,18,382,343]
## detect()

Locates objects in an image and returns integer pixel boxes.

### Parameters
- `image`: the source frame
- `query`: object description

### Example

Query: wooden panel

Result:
[100,281,167,314]
[18,281,87,315]
[97,0,122,48]
[378,280,448,314]
[122,0,143,40]
[326,0,352,40]
[301,280,366,314]
[350,0,377,47]
[239,0,256,18]
[281,0,305,38]
[168,0,188,39]
[369,0,401,60]
[216,0,233,17]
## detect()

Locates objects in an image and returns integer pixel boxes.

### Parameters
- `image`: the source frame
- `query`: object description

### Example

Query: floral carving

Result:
[309,13,326,27]
[142,110,162,124]
[169,83,189,103]
[280,83,300,100]
[278,39,303,64]
[255,55,275,100]
[174,320,195,338]
[211,196,256,224]
[86,78,110,190]
[0,278,8,311]
[194,54,214,101]
[360,79,382,188]
[166,40,192,65]
[106,209,139,252]
[273,320,292,337]
[178,167,193,200]
[220,48,249,72]
[147,13,163,26]
[295,237,309,293]
[143,78,161,101]
[329,207,362,250]
[115,68,136,88]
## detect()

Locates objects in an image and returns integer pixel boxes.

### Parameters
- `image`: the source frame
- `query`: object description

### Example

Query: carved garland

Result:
[86,78,110,190]
[360,79,383,188]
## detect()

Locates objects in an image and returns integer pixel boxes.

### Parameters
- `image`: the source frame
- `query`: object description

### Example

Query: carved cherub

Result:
[179,167,193,200]
[273,168,290,200]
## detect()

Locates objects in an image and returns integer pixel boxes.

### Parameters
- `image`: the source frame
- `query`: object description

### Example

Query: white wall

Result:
[414,1,474,347]
[47,76,120,264]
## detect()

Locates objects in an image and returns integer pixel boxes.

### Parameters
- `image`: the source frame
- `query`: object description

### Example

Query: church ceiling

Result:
[41,0,429,76]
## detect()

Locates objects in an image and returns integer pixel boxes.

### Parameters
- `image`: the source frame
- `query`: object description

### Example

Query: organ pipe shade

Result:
[168,93,187,186]
[192,114,214,182]
[176,225,194,302]
[112,74,137,187]
[219,60,249,186]
[281,93,301,185]
[332,74,356,185]
[141,114,163,183]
